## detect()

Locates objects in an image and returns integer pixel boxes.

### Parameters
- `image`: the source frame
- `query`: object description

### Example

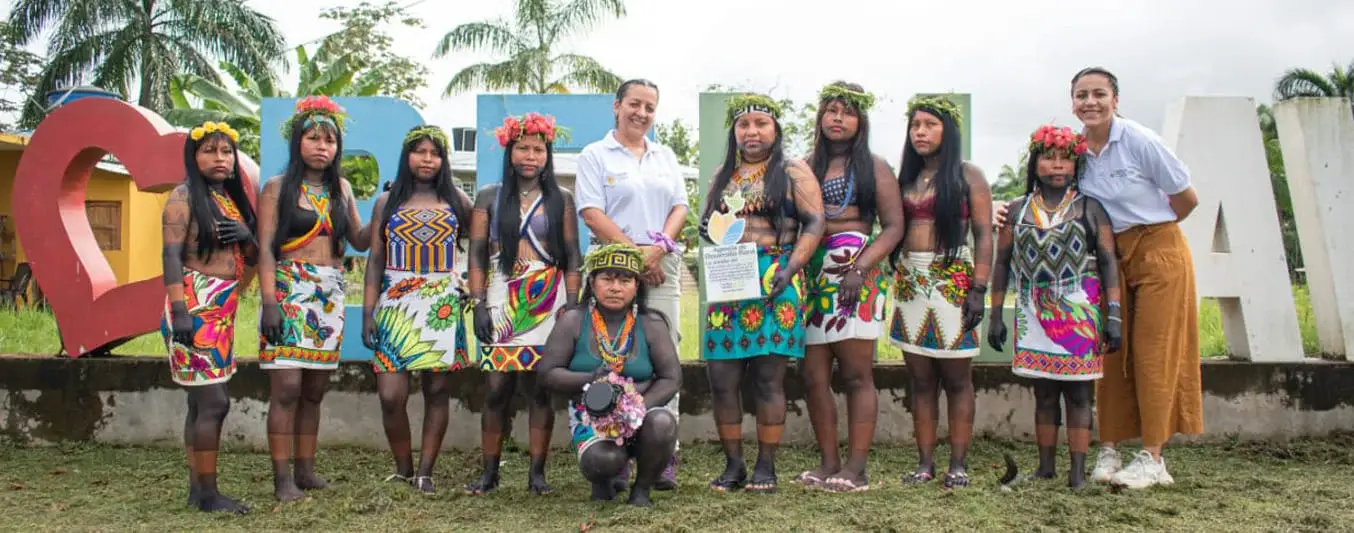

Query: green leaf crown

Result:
[906,94,963,131]
[818,84,876,112]
[404,125,450,151]
[725,93,782,127]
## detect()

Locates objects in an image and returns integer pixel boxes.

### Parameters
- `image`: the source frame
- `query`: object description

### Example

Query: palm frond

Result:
[551,53,622,94]
[1274,68,1337,101]
[442,59,531,96]
[550,0,625,43]
[46,0,135,53]
[433,20,521,58]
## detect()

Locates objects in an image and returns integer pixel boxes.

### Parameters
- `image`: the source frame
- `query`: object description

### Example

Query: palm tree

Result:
[1273,60,1354,120]
[6,0,285,126]
[433,0,627,95]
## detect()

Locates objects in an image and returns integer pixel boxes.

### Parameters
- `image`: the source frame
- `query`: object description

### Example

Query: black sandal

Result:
[746,472,777,494]
[943,471,970,490]
[901,471,935,485]
[709,470,747,493]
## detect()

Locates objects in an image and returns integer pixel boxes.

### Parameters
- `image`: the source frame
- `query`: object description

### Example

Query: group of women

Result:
[159,65,1203,514]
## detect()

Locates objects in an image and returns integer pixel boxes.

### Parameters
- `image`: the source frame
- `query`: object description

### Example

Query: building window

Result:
[85,201,122,251]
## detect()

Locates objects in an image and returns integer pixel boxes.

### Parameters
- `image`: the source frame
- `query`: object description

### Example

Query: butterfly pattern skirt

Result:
[260,259,346,370]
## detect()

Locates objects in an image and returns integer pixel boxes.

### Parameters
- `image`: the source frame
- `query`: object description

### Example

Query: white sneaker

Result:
[1090,447,1121,483]
[1110,450,1174,489]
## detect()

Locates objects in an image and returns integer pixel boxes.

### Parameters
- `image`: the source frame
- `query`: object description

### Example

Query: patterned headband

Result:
[725,93,782,127]
[906,94,963,131]
[584,243,644,276]
[405,125,450,151]
[281,95,348,139]
[1029,124,1089,160]
[818,84,876,112]
[495,112,570,147]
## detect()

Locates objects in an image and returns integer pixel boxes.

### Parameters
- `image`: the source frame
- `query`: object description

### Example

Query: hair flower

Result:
[190,120,239,143]
[494,112,569,147]
[280,95,349,139]
[1028,123,1087,160]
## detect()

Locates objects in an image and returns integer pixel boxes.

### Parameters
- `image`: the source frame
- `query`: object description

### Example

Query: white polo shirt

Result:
[575,130,689,245]
[1078,117,1192,234]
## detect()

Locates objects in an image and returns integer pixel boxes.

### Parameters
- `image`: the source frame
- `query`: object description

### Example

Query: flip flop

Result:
[901,471,935,485]
[943,471,971,490]
[746,473,777,494]
[824,475,871,493]
[710,470,747,493]
[794,471,824,486]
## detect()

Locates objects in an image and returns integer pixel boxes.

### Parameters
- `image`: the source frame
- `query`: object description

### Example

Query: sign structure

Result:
[13,98,260,357]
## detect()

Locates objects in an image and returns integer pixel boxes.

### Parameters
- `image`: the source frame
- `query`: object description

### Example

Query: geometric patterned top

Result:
[385,207,459,273]
[1011,196,1096,290]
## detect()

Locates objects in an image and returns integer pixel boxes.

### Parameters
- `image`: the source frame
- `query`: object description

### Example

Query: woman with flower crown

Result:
[256,95,371,502]
[466,112,581,496]
[161,120,256,514]
[361,125,474,494]
[887,95,993,490]
[537,244,681,508]
[988,124,1121,490]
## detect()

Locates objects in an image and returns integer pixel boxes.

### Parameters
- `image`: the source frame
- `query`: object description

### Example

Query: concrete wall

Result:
[1167,96,1303,361]
[3,357,1351,449]
[1274,98,1354,358]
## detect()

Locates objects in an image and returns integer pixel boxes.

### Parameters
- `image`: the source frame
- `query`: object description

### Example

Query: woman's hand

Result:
[986,310,1007,351]
[362,312,378,350]
[836,268,864,310]
[473,301,494,344]
[1103,303,1123,353]
[961,287,987,332]
[170,303,194,346]
[260,302,283,346]
[216,219,255,246]
[993,200,1013,229]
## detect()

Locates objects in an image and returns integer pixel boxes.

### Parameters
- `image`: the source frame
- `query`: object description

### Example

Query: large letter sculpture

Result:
[13,98,260,357]
[260,96,425,361]
[1166,96,1303,361]
[1274,97,1354,359]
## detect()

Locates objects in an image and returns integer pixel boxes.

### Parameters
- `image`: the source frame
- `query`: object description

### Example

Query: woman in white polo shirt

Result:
[575,78,688,490]
[997,66,1203,490]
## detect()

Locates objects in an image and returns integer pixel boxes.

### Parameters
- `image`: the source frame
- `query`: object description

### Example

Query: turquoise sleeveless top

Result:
[569,313,653,381]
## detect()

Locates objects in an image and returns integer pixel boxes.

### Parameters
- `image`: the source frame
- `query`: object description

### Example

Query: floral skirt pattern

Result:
[887,250,980,358]
[479,259,564,372]
[373,270,471,373]
[1013,275,1104,381]
[259,260,345,370]
[804,231,889,345]
[161,268,239,386]
[703,246,806,361]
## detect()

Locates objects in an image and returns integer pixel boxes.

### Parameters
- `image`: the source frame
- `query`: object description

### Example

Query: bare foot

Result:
[794,464,838,487]
[823,468,870,493]
[527,472,553,495]
[590,480,618,501]
[274,478,306,502]
[626,486,653,507]
[198,492,250,514]
[465,469,499,495]
[295,471,329,490]
[186,484,201,507]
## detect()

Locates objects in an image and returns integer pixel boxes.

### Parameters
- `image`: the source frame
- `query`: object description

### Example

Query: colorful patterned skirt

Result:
[568,401,670,459]
[161,268,240,386]
[260,260,346,370]
[702,246,806,361]
[804,231,889,345]
[887,249,980,358]
[372,270,471,373]
[479,259,565,372]
[1012,275,1104,381]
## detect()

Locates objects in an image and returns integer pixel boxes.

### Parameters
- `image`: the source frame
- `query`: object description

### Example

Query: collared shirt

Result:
[575,130,689,245]
[1078,117,1192,233]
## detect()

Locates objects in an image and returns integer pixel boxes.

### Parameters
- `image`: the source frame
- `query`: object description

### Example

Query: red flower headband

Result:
[1029,124,1088,159]
[280,95,348,139]
[495,112,567,147]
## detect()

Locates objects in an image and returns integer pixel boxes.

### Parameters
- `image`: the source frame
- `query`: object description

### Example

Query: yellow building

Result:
[0,132,171,298]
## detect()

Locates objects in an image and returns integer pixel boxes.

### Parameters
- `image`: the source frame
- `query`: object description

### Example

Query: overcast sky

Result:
[6,0,1353,178]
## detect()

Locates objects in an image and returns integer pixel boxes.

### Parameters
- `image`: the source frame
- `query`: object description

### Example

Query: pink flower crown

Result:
[494,112,569,147]
[1029,124,1088,159]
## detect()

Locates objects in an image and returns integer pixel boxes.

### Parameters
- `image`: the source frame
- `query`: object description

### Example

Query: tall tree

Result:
[655,119,698,166]
[991,152,1028,202]
[318,1,430,108]
[6,0,286,127]
[433,0,627,96]
[1256,103,1304,282]
[1273,59,1354,120]
[0,21,42,131]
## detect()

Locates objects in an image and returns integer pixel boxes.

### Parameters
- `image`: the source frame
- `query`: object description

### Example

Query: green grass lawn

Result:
[2,436,1353,532]
[0,283,1323,361]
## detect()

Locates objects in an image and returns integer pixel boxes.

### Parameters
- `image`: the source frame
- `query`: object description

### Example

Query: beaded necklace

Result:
[590,305,636,372]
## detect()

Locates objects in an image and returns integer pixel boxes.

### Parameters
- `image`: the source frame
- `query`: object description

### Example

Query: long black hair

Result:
[380,128,472,250]
[701,120,791,238]
[495,137,568,273]
[270,118,351,258]
[808,81,877,226]
[182,131,256,261]
[894,105,967,264]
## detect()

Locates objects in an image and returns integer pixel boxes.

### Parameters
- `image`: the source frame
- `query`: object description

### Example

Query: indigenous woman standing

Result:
[887,95,993,490]
[988,125,1122,489]
[257,96,370,501]
[699,94,825,494]
[362,125,474,493]
[538,244,681,508]
[466,113,581,495]
[575,78,686,489]
[797,82,904,493]
[995,68,1202,489]
[162,121,256,514]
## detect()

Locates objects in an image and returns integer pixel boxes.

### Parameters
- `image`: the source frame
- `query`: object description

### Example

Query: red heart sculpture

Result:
[13,98,259,357]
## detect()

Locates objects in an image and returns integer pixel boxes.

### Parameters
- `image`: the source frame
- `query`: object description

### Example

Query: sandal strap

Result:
[384,474,412,483]
[413,476,434,489]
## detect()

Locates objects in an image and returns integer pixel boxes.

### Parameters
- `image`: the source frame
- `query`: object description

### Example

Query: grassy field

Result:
[2,436,1353,532]
[0,280,1322,361]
